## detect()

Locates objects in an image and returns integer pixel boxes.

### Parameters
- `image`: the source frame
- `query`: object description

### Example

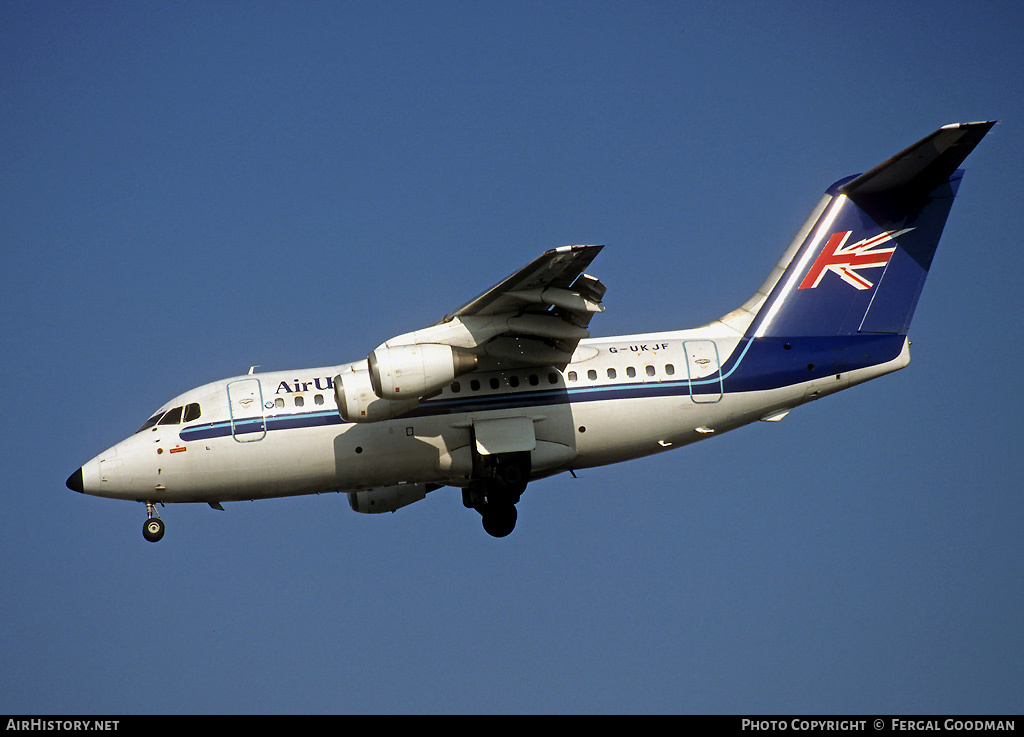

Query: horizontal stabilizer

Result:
[745,122,994,340]
[839,121,995,198]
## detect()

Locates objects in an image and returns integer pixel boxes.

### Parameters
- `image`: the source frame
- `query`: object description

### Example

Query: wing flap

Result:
[445,245,604,319]
[381,245,607,370]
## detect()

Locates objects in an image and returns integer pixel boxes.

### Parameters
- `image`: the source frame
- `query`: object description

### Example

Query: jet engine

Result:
[334,371,420,423]
[368,344,478,399]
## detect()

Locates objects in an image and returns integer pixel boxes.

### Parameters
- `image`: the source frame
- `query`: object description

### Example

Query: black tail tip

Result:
[66,468,84,493]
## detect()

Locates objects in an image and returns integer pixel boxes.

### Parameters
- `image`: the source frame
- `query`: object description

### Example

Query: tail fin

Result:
[746,122,994,339]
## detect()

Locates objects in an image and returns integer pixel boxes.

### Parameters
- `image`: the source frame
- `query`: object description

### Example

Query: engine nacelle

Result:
[368,344,478,400]
[334,371,419,423]
[348,484,428,514]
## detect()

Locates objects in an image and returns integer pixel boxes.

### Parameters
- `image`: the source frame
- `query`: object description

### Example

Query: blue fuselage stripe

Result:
[178,334,905,443]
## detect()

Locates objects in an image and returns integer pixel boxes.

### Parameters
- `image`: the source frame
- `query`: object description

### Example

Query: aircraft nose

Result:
[67,467,84,493]
[67,455,106,495]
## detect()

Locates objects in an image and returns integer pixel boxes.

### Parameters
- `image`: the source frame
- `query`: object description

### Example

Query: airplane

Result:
[67,121,995,541]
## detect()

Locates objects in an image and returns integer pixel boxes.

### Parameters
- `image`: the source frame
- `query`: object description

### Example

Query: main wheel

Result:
[494,454,529,497]
[481,504,517,538]
[143,517,165,543]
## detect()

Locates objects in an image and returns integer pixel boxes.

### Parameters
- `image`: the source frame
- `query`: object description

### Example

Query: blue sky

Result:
[2,1,1021,715]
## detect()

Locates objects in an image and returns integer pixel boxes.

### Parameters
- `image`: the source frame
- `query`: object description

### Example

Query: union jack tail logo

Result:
[799,228,913,291]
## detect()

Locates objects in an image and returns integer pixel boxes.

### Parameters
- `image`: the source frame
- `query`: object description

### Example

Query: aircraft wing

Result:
[378,245,607,370]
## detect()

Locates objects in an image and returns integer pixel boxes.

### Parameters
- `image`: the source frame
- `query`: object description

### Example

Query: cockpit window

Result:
[136,412,165,434]
[158,406,183,425]
[136,402,202,433]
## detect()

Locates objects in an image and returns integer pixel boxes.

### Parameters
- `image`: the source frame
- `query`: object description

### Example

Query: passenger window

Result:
[607,368,616,379]
[183,403,201,422]
[489,377,500,390]
[509,375,519,388]
[315,394,324,405]
[529,374,539,386]
[451,381,461,393]
[626,367,636,378]
[471,379,480,391]
[548,372,558,384]
[645,365,656,376]
[295,396,304,407]
[275,397,285,409]
[158,406,183,425]
[587,369,597,380]
[568,371,577,382]
[665,364,675,376]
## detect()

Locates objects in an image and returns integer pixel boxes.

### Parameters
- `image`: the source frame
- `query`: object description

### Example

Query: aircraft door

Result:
[226,378,267,442]
[683,340,723,403]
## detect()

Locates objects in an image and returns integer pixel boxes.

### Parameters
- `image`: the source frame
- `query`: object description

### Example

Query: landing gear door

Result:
[474,416,536,456]
[226,378,267,442]
[683,340,723,404]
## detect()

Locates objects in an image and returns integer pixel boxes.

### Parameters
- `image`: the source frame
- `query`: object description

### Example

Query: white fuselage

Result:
[75,326,909,506]
[66,122,993,541]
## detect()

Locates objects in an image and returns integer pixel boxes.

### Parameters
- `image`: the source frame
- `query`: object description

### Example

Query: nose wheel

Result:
[142,502,165,543]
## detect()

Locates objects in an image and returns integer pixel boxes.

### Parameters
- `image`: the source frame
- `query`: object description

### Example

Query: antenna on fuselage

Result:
[248,365,259,375]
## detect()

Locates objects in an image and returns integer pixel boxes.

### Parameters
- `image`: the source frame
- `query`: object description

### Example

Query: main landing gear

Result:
[142,501,165,543]
[463,452,529,538]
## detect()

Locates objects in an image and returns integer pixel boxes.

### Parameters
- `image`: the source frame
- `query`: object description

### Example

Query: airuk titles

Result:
[275,377,335,394]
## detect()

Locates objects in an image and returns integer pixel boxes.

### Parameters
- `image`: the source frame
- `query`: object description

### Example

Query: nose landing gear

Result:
[142,502,165,543]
